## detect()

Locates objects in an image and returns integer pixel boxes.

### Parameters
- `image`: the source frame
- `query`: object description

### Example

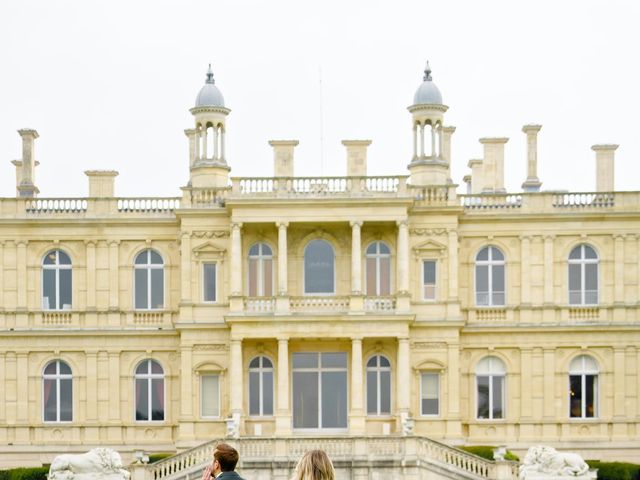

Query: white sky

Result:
[1,0,639,198]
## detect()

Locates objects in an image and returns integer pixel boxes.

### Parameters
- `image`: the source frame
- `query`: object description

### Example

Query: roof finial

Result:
[205,64,215,84]
[423,61,432,81]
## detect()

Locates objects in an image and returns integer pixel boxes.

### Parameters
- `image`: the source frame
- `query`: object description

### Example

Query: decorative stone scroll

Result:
[519,446,595,479]
[49,448,130,480]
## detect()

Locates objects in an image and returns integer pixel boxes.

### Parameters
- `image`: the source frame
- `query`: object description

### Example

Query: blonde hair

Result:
[292,450,335,480]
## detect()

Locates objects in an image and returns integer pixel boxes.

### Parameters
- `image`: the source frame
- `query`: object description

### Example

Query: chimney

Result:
[85,170,119,197]
[342,140,371,176]
[184,128,198,168]
[467,159,483,194]
[269,140,298,177]
[16,129,39,197]
[592,144,618,192]
[441,126,456,165]
[462,174,472,194]
[521,125,542,192]
[479,137,508,193]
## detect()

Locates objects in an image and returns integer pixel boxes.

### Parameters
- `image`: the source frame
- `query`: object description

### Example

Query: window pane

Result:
[135,378,149,420]
[584,245,597,259]
[58,251,72,265]
[569,247,581,260]
[492,376,503,419]
[135,251,148,265]
[151,269,163,309]
[380,370,391,414]
[379,243,390,255]
[263,259,273,296]
[585,375,596,418]
[379,356,390,367]
[477,376,489,419]
[262,244,272,256]
[366,243,377,255]
[263,371,274,415]
[43,251,57,265]
[263,358,273,368]
[585,264,598,291]
[151,378,164,420]
[59,269,72,309]
[59,361,71,375]
[135,269,148,309]
[321,371,347,428]
[44,379,57,421]
[477,248,489,261]
[379,257,391,295]
[249,371,260,415]
[491,247,504,261]
[293,353,318,369]
[43,269,56,310]
[492,265,505,291]
[136,361,148,375]
[569,264,581,292]
[421,373,439,415]
[569,375,582,418]
[60,378,73,421]
[366,371,378,414]
[366,257,377,295]
[204,263,216,302]
[201,375,219,417]
[249,244,260,256]
[44,362,57,375]
[476,265,488,305]
[424,261,436,284]
[321,352,347,368]
[304,240,334,293]
[150,251,163,264]
[151,360,163,374]
[293,371,318,428]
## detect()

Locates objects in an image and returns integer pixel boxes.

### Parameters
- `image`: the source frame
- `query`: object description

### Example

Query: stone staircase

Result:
[130,437,518,480]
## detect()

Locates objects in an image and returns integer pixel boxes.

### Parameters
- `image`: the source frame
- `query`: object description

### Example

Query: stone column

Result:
[86,241,97,309]
[277,222,288,295]
[213,125,219,161]
[412,124,418,160]
[108,241,120,311]
[184,129,197,168]
[448,230,458,300]
[230,223,243,296]
[108,352,120,421]
[614,235,624,304]
[521,125,542,192]
[17,129,39,197]
[351,221,362,294]
[520,236,531,305]
[350,337,365,433]
[220,127,226,162]
[86,351,98,421]
[397,337,410,413]
[203,126,208,160]
[543,236,554,304]
[397,220,409,294]
[16,241,27,310]
[275,337,291,434]
[180,233,192,303]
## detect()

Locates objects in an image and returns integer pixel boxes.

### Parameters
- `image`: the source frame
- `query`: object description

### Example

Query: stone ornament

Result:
[49,448,131,480]
[519,445,594,479]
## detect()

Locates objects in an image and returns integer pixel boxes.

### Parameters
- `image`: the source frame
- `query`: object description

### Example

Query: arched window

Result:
[134,250,164,310]
[248,243,273,297]
[304,240,335,294]
[249,356,274,416]
[475,246,505,306]
[42,250,72,310]
[476,356,506,419]
[366,242,391,296]
[134,359,165,421]
[569,355,598,419]
[568,244,598,305]
[43,360,73,422]
[366,355,391,415]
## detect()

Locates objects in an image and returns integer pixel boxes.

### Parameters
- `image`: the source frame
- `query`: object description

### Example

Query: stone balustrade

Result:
[243,297,276,313]
[230,176,408,197]
[363,296,397,312]
[289,296,350,312]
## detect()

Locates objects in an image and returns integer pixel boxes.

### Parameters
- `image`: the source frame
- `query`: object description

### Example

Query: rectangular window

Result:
[421,373,439,416]
[476,265,489,305]
[203,263,217,302]
[201,374,220,418]
[423,260,437,301]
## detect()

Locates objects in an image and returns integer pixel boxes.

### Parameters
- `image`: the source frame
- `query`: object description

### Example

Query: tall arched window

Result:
[366,355,391,415]
[569,355,598,418]
[134,250,164,310]
[476,356,506,419]
[134,359,165,421]
[249,356,274,416]
[42,250,72,310]
[475,246,505,306]
[366,242,391,296]
[304,240,335,294]
[43,360,72,422]
[248,243,273,297]
[568,244,598,305]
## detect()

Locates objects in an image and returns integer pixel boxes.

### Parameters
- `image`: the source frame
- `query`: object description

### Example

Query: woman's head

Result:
[293,450,335,480]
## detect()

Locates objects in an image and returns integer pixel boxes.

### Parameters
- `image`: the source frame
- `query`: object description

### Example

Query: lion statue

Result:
[49,448,131,480]
[519,445,591,479]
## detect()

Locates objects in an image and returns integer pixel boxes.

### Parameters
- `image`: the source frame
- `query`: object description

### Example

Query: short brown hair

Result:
[214,443,239,472]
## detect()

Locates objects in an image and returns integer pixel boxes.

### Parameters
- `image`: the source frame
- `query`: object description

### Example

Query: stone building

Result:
[0,64,638,474]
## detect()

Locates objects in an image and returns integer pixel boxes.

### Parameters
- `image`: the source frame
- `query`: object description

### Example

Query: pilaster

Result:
[349,337,365,434]
[520,236,531,305]
[180,233,192,303]
[230,223,243,311]
[275,337,291,435]
[447,229,458,300]
[86,351,98,421]
[229,339,244,419]
[85,241,97,310]
[543,236,554,305]
[397,220,409,294]
[614,234,624,304]
[108,352,120,421]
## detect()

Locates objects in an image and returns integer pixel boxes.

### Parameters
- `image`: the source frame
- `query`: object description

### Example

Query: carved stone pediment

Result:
[413,239,446,256]
[192,241,226,259]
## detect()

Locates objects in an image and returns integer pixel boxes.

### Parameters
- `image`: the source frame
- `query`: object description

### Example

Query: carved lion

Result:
[520,446,589,478]
[49,448,130,480]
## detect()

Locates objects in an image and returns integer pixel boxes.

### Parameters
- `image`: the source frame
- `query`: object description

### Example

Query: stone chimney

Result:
[521,125,542,192]
[479,137,508,193]
[342,140,371,176]
[592,144,618,192]
[85,170,119,197]
[270,140,298,177]
[467,159,483,194]
[16,129,39,197]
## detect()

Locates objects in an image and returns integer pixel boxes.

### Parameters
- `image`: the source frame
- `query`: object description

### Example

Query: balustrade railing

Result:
[410,185,453,205]
[460,194,522,209]
[118,198,180,213]
[25,198,88,213]
[289,296,350,312]
[231,176,407,197]
[364,296,396,312]
[189,188,229,207]
[417,437,497,478]
[244,297,275,313]
[552,192,615,208]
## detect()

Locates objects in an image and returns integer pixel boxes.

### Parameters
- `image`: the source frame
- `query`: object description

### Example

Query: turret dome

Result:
[412,62,443,105]
[195,65,225,108]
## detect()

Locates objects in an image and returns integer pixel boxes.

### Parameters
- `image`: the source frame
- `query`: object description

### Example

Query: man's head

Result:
[212,443,239,474]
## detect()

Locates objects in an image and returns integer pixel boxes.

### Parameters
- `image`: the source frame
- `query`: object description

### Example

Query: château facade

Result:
[1,64,639,469]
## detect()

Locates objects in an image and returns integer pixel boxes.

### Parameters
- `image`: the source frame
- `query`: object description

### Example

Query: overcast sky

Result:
[1,0,639,198]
